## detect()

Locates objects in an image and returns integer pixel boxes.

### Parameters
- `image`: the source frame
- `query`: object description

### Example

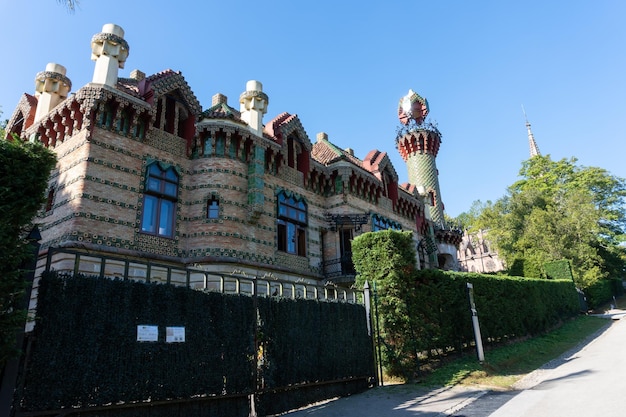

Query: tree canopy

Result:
[462,155,626,290]
[0,136,56,367]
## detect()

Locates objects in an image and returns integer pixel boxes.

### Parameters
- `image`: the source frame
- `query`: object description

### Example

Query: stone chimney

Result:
[34,63,72,122]
[130,69,145,81]
[239,80,268,136]
[212,93,228,106]
[91,23,129,86]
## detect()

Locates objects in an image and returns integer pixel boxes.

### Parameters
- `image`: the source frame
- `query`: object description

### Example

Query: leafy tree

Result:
[0,109,7,139]
[0,137,56,367]
[57,0,79,11]
[469,155,626,292]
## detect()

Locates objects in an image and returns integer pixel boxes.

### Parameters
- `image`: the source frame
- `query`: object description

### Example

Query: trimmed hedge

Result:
[17,272,374,416]
[20,272,255,413]
[352,230,580,379]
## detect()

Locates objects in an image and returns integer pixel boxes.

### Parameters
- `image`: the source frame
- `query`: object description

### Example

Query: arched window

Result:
[277,192,307,256]
[207,195,220,219]
[118,107,132,135]
[45,187,55,212]
[140,162,179,238]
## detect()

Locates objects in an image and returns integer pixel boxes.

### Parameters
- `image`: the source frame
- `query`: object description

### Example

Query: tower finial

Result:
[522,105,541,157]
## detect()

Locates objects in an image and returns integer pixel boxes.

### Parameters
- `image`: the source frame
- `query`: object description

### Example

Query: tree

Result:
[469,155,626,292]
[0,109,7,139]
[0,137,56,367]
[57,0,79,11]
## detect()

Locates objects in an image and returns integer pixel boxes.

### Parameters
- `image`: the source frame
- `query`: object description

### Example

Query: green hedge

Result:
[20,272,255,413]
[352,230,580,379]
[584,278,624,309]
[17,271,374,416]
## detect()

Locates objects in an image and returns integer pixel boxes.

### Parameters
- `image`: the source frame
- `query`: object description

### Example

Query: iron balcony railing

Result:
[322,252,356,283]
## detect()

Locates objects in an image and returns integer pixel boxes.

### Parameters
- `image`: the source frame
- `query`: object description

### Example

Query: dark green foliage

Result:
[352,231,580,380]
[0,138,56,367]
[17,272,373,416]
[20,272,255,412]
[584,278,624,309]
[352,230,420,379]
[464,156,626,300]
[255,297,374,414]
[544,260,574,281]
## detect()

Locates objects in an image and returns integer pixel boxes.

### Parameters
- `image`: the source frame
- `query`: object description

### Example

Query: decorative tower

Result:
[396,89,462,270]
[395,89,445,225]
[522,106,541,157]
[90,24,129,86]
[239,80,268,136]
[34,63,72,122]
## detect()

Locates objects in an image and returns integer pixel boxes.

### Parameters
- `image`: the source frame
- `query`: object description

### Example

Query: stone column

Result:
[91,24,129,86]
[239,80,268,136]
[34,63,72,122]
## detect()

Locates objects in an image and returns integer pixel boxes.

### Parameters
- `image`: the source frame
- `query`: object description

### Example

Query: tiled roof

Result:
[6,93,37,132]
[200,102,242,122]
[311,136,363,168]
[144,69,202,117]
[264,112,311,149]
[116,78,141,98]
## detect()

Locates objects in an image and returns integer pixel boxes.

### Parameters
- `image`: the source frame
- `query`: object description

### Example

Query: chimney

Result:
[316,132,328,142]
[34,63,72,122]
[212,93,228,106]
[239,80,268,136]
[130,69,145,81]
[91,23,129,86]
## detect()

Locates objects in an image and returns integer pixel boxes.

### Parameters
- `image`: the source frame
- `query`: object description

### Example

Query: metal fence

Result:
[43,247,364,304]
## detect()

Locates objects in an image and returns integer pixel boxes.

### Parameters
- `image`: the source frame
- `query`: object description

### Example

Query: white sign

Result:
[166,326,185,343]
[137,325,159,342]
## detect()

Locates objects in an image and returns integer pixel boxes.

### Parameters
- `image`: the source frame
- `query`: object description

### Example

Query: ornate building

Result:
[6,24,463,302]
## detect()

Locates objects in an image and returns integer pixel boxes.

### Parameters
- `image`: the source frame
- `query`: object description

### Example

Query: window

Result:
[45,187,55,212]
[372,214,401,231]
[207,196,219,219]
[277,192,307,256]
[118,108,132,135]
[141,163,179,238]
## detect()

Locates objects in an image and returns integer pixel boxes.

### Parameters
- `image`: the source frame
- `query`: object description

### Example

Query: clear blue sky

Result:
[1,1,624,217]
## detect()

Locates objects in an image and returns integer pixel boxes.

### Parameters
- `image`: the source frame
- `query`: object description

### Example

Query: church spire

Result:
[522,105,541,157]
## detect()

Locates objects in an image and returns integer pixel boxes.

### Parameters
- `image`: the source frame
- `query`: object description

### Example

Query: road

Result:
[478,315,626,417]
[281,313,626,417]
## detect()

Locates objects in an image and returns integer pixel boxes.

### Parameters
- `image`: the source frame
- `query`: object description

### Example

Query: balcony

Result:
[322,253,356,285]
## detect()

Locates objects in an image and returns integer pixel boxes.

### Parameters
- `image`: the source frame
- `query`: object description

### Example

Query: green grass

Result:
[416,315,609,389]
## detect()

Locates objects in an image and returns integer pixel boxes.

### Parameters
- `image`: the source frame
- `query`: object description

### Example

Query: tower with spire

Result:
[522,106,541,157]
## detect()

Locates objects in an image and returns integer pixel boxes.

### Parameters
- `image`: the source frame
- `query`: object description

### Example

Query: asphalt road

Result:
[478,315,626,417]
[281,312,626,417]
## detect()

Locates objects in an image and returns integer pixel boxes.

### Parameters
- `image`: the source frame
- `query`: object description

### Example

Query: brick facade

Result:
[5,24,451,290]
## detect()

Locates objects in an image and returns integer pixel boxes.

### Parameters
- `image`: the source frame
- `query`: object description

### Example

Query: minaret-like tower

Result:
[91,24,129,86]
[395,89,445,225]
[522,106,541,157]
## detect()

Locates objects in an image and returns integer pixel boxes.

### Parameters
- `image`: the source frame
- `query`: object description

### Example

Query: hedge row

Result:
[17,272,374,416]
[352,230,580,379]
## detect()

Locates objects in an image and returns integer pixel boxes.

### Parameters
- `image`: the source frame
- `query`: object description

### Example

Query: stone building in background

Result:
[5,24,463,304]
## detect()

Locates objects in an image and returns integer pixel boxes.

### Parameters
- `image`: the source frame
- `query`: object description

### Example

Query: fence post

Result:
[364,281,372,336]
[466,282,485,362]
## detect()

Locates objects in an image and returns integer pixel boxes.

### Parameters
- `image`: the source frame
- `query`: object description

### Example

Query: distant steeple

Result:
[522,105,541,157]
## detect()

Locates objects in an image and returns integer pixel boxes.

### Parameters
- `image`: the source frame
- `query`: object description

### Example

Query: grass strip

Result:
[418,315,609,389]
